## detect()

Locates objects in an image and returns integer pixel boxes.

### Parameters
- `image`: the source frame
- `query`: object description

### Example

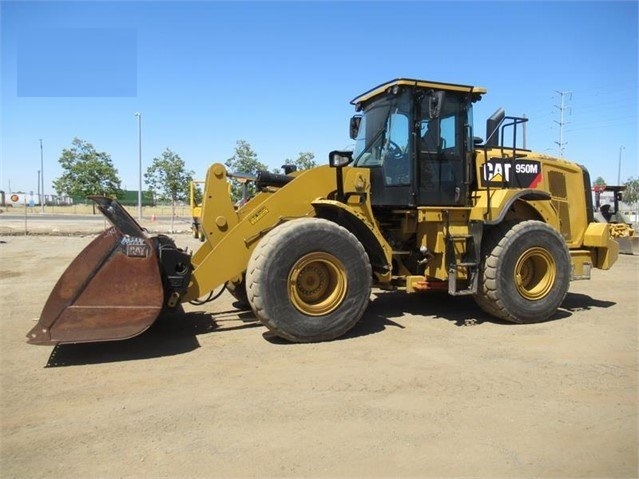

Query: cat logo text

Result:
[481,159,542,188]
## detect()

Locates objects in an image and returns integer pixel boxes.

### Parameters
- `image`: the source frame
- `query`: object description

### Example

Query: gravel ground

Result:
[0,227,637,478]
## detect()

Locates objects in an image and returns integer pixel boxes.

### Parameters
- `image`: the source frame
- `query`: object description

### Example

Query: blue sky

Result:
[1,1,637,196]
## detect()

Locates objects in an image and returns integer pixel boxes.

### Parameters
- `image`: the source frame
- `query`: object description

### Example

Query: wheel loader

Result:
[189,179,205,241]
[27,78,618,346]
[593,185,638,255]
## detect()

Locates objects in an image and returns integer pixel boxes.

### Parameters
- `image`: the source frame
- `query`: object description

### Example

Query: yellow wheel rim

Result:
[288,252,347,316]
[514,247,556,300]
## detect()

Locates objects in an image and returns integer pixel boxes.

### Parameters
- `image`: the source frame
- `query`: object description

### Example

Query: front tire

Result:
[246,218,372,342]
[474,220,571,323]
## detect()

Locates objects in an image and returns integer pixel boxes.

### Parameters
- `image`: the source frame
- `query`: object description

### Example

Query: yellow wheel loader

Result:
[27,78,618,346]
[593,185,638,255]
[189,180,205,241]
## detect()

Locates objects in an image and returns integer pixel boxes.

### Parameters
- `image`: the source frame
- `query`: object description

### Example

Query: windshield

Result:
[353,100,392,165]
[353,91,412,185]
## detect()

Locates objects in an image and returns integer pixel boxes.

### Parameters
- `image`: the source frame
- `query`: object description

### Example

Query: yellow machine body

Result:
[28,78,618,345]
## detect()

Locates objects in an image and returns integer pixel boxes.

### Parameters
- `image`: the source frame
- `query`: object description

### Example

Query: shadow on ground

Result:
[45,291,616,365]
[45,305,260,367]
[263,289,616,344]
[560,292,616,312]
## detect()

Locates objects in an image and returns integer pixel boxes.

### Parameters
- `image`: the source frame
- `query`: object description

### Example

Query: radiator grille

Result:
[548,170,567,199]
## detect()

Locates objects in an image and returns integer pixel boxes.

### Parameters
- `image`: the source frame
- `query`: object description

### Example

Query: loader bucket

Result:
[27,197,170,345]
[616,236,639,255]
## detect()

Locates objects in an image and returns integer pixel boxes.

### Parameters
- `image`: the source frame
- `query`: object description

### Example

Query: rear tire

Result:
[474,220,571,323]
[246,218,372,342]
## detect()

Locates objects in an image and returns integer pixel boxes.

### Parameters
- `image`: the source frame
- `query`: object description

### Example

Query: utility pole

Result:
[553,90,571,157]
[617,145,625,186]
[40,139,44,212]
[135,112,142,220]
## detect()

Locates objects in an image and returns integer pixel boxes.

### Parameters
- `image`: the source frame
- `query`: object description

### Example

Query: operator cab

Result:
[349,79,485,208]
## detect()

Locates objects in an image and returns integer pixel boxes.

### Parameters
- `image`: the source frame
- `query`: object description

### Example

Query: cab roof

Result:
[350,78,487,106]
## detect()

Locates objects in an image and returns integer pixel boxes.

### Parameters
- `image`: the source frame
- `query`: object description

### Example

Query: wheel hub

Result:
[289,252,347,316]
[514,247,556,300]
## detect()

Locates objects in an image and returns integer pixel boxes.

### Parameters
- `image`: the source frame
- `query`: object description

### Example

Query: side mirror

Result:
[329,150,353,168]
[349,115,362,140]
[329,151,353,203]
[616,192,623,202]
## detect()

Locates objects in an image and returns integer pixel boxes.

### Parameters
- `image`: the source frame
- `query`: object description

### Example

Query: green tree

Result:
[145,148,194,232]
[623,177,639,206]
[593,176,607,189]
[53,138,121,210]
[283,152,317,172]
[225,140,268,203]
[191,180,204,206]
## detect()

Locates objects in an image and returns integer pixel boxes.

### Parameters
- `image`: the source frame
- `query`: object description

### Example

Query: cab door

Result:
[416,94,468,206]
[360,94,415,208]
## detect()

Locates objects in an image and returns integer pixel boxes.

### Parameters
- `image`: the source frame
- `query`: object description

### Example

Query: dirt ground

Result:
[0,233,637,478]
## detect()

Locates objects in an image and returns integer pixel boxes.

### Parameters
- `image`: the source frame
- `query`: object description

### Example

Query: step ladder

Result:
[446,221,483,296]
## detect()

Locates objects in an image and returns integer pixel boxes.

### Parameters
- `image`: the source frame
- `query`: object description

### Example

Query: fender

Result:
[312,199,392,279]
[484,189,551,225]
[471,188,558,229]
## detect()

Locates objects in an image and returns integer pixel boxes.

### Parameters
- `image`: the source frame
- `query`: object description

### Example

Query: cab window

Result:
[382,111,411,186]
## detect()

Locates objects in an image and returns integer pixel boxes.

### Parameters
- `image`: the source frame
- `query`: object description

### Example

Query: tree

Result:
[191,181,204,206]
[593,176,606,189]
[225,140,268,203]
[53,138,121,211]
[623,177,639,206]
[145,148,194,232]
[283,152,317,172]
